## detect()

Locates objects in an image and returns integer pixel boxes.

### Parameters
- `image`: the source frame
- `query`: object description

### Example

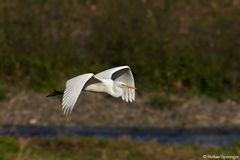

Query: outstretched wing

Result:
[94,66,130,80]
[94,66,135,102]
[62,73,94,116]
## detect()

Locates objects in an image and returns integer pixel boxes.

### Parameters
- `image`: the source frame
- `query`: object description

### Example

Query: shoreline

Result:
[0,92,240,129]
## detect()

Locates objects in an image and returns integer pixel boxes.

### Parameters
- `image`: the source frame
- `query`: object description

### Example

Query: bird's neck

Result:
[85,80,122,98]
[112,82,123,97]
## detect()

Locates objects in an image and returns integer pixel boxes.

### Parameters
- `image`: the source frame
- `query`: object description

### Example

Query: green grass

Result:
[0,137,19,160]
[0,0,240,100]
[0,136,240,160]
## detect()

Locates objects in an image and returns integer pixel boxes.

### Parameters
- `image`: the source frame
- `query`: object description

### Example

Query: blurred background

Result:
[0,0,240,159]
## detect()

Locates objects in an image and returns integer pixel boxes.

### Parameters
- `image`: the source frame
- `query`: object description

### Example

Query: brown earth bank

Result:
[0,92,240,128]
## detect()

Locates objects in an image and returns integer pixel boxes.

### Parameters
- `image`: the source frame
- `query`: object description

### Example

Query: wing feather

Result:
[125,88,128,102]
[62,73,94,116]
[122,88,125,100]
[94,66,129,80]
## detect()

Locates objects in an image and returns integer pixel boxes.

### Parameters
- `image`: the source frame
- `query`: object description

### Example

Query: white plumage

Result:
[62,66,136,115]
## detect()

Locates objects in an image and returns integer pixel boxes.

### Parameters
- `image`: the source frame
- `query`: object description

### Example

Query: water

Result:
[1,125,240,146]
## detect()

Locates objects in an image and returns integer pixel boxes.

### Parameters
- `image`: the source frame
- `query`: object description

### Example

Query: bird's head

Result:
[118,82,136,90]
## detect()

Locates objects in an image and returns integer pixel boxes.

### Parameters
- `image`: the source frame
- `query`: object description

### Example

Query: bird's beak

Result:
[124,84,137,90]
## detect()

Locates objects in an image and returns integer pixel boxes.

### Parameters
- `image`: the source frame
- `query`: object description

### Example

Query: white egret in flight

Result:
[47,66,136,115]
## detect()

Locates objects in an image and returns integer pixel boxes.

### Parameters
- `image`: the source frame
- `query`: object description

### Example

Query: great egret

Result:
[47,66,136,115]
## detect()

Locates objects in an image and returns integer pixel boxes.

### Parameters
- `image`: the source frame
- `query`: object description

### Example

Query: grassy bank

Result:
[0,1,240,100]
[1,136,240,160]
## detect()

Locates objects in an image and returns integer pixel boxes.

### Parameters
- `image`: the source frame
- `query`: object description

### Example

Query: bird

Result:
[47,66,136,116]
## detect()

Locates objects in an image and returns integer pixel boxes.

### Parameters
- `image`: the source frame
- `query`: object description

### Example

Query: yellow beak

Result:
[123,84,137,90]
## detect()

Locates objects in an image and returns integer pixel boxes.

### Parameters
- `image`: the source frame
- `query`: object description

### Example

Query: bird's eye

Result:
[119,84,125,87]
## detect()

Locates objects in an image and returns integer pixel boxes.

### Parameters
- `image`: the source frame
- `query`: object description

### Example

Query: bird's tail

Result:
[46,90,63,97]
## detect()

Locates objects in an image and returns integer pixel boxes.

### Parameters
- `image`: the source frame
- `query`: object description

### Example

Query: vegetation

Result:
[0,0,240,99]
[0,136,240,160]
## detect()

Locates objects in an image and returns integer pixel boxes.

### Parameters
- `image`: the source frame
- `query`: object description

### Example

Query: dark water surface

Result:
[1,125,240,146]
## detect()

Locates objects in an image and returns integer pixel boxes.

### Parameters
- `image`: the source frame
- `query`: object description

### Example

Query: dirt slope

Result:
[1,92,240,128]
